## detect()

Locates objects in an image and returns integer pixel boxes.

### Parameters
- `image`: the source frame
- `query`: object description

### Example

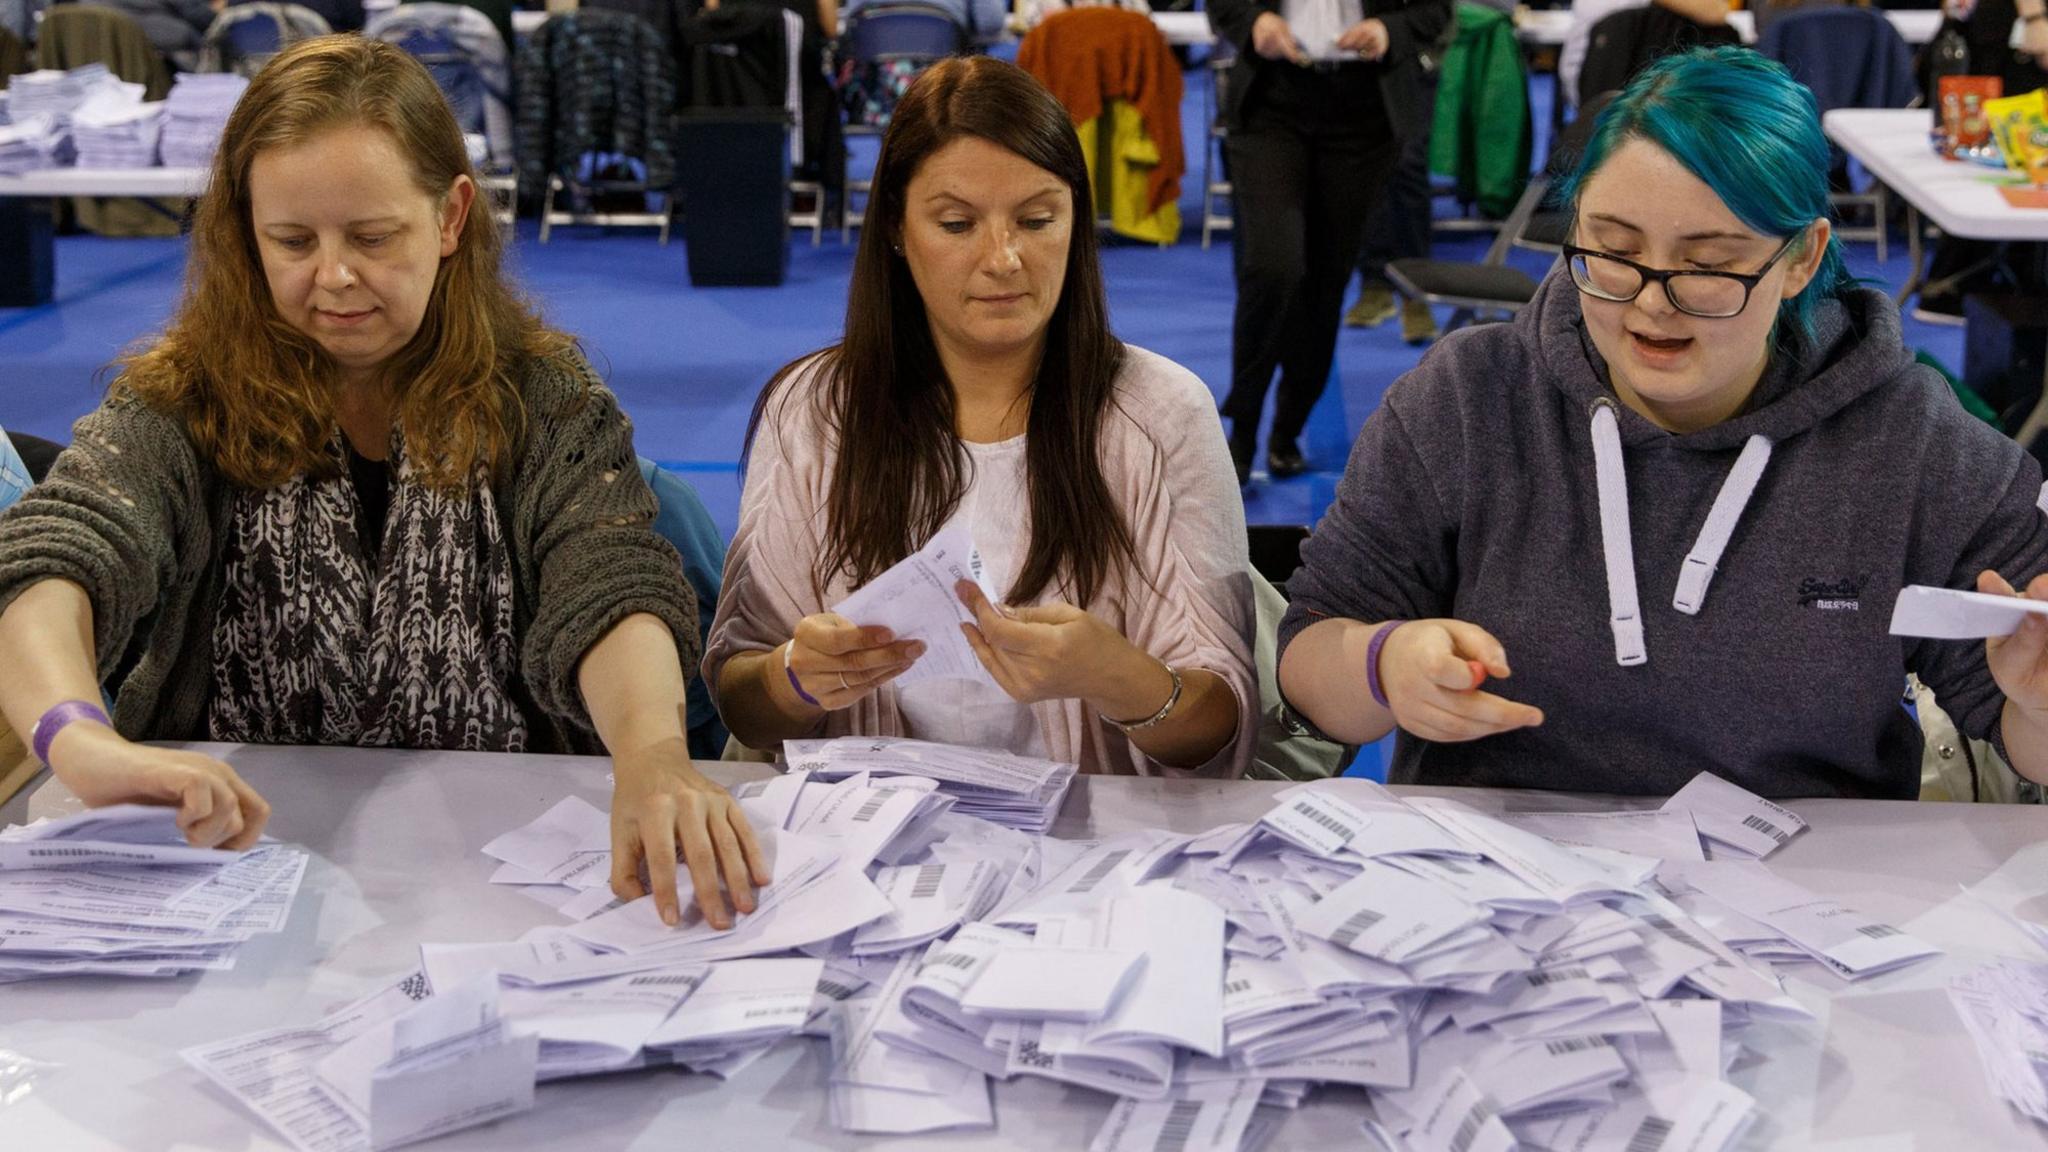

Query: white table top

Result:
[1515,6,1939,47]
[1824,107,2048,243]
[0,167,207,198]
[8,744,2048,1150]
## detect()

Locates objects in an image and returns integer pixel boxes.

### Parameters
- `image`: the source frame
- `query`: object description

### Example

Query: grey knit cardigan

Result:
[0,348,699,754]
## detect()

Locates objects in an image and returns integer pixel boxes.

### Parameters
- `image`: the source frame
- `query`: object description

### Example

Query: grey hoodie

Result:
[1279,271,2048,799]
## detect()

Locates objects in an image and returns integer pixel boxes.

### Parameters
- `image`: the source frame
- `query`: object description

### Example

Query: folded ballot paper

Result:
[1889,583,2048,640]
[782,735,1077,833]
[197,758,1917,1150]
[184,968,538,1152]
[0,804,307,982]
[1952,958,2048,1125]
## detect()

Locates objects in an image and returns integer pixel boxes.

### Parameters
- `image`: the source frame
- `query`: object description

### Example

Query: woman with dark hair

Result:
[0,37,765,930]
[1279,49,2048,799]
[707,56,1255,776]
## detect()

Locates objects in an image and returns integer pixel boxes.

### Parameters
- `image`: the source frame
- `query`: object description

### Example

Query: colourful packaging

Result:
[2018,112,2048,186]
[1941,76,2005,156]
[1983,89,2046,173]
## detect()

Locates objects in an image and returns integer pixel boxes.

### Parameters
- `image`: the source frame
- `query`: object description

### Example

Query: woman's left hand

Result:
[608,737,771,930]
[956,579,1150,709]
[1981,569,2048,717]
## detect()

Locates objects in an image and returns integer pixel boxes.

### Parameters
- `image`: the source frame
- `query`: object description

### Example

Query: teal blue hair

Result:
[1558,47,1851,343]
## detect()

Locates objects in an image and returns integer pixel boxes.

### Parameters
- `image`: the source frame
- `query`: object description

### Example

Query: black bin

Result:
[0,198,57,308]
[676,109,792,287]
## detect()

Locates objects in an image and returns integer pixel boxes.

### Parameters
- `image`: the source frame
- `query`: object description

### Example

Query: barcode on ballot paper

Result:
[910,865,944,900]
[1330,909,1385,950]
[1741,813,1789,842]
[1290,802,1356,842]
[1449,1099,1497,1152]
[1527,966,1589,987]
[852,792,891,822]
[1152,1100,1203,1152]
[1069,850,1132,894]
[926,951,977,971]
[1627,1115,1674,1152]
[1857,924,1901,939]
[1544,1037,1609,1056]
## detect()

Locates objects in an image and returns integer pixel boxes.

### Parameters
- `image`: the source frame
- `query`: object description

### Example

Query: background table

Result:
[7,744,2048,1149]
[1824,108,2048,448]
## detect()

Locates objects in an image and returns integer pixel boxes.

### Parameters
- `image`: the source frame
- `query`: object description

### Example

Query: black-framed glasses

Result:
[1562,235,1801,319]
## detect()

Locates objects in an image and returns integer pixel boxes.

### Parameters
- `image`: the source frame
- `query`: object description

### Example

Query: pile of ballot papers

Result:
[1952,959,2048,1126]
[783,736,1077,834]
[159,74,247,169]
[72,93,164,169]
[0,116,62,176]
[6,65,114,125]
[0,804,307,982]
[188,756,1941,1152]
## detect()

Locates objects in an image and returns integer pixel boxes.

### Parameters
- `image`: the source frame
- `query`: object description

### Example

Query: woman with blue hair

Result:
[1274,47,2048,798]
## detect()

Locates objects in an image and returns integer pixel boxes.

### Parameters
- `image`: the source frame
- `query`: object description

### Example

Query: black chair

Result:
[1384,92,1614,331]
[1574,4,1740,109]
[6,432,62,484]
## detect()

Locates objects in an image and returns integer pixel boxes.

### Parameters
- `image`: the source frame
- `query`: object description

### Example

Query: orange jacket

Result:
[1017,7,1185,215]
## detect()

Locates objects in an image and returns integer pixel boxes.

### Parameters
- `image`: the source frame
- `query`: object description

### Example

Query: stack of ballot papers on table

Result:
[0,804,307,982]
[1951,958,2048,1125]
[782,735,1077,833]
[71,92,163,168]
[192,759,1931,1150]
[0,115,61,175]
[159,73,247,168]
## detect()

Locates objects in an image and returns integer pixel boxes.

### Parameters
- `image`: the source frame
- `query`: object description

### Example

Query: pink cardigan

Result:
[705,345,1257,777]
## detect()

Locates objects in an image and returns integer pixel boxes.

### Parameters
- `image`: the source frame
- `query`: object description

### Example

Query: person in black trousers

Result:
[1209,0,1451,484]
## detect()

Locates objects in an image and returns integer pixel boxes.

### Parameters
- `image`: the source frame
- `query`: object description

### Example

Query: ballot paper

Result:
[1662,773,1808,859]
[1952,959,2048,1124]
[0,807,306,983]
[481,795,611,891]
[313,975,538,1149]
[1090,1078,1265,1152]
[784,736,1077,833]
[958,946,1145,1022]
[1497,809,1708,863]
[1679,861,1939,979]
[831,525,1001,687]
[645,957,820,1051]
[1888,583,2048,639]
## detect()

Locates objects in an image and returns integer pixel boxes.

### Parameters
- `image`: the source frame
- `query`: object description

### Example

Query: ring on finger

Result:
[837,671,851,691]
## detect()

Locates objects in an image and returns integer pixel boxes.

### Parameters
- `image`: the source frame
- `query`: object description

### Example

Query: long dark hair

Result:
[746,56,1133,607]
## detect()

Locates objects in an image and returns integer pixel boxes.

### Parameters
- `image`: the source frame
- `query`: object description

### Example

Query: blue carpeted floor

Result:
[0,68,1963,778]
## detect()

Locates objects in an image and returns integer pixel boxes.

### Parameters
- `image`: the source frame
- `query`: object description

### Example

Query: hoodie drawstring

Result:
[1673,434,1773,615]
[1589,399,1774,666]
[1590,400,1646,667]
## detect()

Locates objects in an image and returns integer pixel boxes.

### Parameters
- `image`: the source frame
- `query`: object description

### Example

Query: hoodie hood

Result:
[1525,268,1920,453]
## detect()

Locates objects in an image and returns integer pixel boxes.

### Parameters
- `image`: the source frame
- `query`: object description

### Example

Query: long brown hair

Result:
[749,56,1134,607]
[121,35,569,489]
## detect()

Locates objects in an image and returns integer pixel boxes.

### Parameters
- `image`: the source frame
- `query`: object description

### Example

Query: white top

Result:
[1825,108,2048,243]
[1282,0,1366,60]
[895,434,1049,758]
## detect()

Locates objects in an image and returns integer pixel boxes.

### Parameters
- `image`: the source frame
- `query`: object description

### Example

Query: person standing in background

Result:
[1209,0,1452,486]
[1343,12,1453,346]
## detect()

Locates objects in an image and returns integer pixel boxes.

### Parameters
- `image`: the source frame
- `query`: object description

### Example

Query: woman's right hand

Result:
[1251,12,1307,63]
[1378,620,1545,742]
[770,613,927,714]
[47,722,270,850]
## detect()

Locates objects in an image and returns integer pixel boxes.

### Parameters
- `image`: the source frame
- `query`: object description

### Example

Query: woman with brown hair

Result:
[0,36,766,930]
[707,56,1255,776]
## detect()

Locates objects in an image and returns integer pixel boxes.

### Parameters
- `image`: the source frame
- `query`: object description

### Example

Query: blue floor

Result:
[0,69,1963,780]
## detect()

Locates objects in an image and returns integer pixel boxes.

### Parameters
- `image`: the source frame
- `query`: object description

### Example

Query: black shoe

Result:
[1267,443,1309,478]
[1228,423,1256,488]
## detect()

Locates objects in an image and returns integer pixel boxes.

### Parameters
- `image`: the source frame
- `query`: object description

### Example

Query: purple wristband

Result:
[1365,621,1404,710]
[782,643,821,708]
[32,699,111,766]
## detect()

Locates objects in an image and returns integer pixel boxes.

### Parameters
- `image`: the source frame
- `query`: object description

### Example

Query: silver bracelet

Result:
[1104,664,1183,733]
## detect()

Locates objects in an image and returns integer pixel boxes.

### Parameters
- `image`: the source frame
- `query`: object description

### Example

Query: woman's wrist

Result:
[1086,638,1177,723]
[765,641,823,719]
